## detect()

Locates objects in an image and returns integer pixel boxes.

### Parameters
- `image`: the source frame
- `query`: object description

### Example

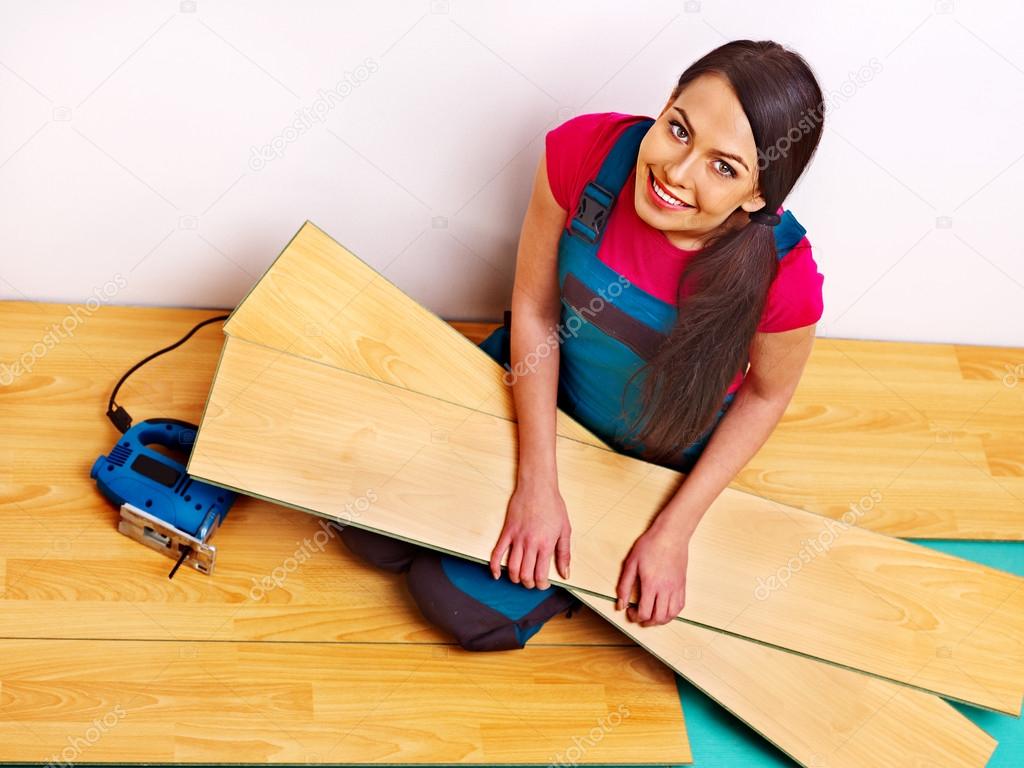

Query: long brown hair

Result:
[621,40,825,465]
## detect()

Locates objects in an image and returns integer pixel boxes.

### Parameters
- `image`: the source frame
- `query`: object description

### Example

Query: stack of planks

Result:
[188,221,1024,766]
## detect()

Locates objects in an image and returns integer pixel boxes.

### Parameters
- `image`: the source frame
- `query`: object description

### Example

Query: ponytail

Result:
[621,216,778,464]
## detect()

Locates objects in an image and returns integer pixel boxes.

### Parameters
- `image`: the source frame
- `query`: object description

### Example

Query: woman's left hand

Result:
[615,517,694,627]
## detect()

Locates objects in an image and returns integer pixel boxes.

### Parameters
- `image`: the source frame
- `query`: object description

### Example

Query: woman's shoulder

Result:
[758,210,825,332]
[545,111,652,211]
[548,111,649,144]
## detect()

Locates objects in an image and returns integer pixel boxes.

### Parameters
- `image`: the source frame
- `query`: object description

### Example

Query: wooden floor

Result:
[740,336,1024,539]
[2,287,1021,765]
[0,301,691,764]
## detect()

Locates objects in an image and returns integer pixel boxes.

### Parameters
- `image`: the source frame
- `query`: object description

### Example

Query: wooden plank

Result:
[0,639,689,764]
[190,220,1013,762]
[186,340,1000,766]
[189,333,1024,717]
[577,593,996,768]
[223,220,1024,539]
[0,300,689,765]
[0,481,621,647]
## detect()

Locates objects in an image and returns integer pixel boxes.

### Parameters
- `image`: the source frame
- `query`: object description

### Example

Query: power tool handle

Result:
[128,418,200,456]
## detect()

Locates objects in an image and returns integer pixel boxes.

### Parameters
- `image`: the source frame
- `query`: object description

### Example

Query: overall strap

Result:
[567,118,655,245]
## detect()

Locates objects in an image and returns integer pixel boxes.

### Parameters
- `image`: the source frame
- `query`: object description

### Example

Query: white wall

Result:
[1,0,1021,345]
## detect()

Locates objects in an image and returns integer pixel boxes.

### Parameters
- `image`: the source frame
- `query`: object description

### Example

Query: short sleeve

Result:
[757,237,825,332]
[544,112,620,212]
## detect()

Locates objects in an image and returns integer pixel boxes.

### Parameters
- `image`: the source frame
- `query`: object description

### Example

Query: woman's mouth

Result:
[647,168,694,210]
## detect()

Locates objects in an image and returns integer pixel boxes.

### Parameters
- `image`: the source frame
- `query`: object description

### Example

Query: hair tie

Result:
[748,208,780,227]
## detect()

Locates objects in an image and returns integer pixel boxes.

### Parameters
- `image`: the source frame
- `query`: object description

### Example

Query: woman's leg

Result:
[405,549,581,652]
[340,525,420,574]
[341,522,581,651]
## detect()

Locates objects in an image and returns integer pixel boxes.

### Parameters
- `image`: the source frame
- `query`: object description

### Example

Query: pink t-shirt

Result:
[545,111,825,394]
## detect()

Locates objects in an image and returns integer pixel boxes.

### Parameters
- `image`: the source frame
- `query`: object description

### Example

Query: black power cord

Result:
[106,314,229,434]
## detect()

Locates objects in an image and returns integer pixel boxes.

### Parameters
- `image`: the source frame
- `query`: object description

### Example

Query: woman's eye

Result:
[714,160,736,178]
[667,120,736,179]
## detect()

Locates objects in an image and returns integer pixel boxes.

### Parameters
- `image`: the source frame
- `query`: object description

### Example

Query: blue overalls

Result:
[341,117,810,651]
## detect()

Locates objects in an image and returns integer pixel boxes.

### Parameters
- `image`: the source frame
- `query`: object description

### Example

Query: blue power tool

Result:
[91,417,235,576]
[91,314,235,578]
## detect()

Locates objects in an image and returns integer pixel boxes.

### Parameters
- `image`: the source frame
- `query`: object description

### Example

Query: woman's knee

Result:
[339,525,420,574]
[405,549,578,652]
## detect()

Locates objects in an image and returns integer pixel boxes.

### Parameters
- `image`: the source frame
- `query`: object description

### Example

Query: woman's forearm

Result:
[508,305,562,485]
[654,382,791,539]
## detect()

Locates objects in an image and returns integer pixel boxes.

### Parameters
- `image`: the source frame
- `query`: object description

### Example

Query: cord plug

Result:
[106,403,132,434]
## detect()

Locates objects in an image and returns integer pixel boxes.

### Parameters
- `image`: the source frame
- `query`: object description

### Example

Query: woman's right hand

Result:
[489,475,571,589]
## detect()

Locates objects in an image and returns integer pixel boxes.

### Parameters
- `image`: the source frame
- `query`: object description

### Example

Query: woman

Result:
[342,39,826,650]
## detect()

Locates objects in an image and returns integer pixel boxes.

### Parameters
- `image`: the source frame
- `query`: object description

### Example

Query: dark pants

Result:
[340,526,580,652]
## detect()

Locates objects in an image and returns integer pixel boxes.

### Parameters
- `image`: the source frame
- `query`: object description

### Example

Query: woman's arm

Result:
[508,150,566,486]
[488,149,575,589]
[616,323,817,625]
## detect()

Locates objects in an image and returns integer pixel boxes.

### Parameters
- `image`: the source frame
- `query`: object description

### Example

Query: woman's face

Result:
[634,73,766,250]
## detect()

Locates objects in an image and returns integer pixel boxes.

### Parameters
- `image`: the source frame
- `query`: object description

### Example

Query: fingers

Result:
[626,590,654,625]
[616,557,637,611]
[555,529,571,580]
[499,536,557,590]
[660,592,685,626]
[508,540,524,584]
[533,554,546,590]
[534,545,555,590]
[519,546,538,588]
[489,530,511,580]
[634,589,686,627]
[635,578,656,623]
[645,593,672,627]
[494,525,569,590]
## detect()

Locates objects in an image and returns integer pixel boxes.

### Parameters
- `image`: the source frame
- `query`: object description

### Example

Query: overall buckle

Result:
[569,181,615,244]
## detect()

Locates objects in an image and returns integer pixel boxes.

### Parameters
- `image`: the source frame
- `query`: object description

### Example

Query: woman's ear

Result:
[739,193,768,214]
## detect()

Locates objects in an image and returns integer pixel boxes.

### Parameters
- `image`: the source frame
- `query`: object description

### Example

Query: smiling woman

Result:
[618,48,827,463]
[343,39,829,645]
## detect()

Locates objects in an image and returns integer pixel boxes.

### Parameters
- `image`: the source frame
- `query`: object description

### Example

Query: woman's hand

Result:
[489,475,571,589]
[615,516,694,627]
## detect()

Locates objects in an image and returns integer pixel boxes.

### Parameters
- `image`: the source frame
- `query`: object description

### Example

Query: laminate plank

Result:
[577,592,996,768]
[222,221,1024,539]
[188,333,1024,716]
[190,221,1015,763]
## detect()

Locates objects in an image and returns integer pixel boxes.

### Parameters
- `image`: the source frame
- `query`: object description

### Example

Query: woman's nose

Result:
[662,157,696,191]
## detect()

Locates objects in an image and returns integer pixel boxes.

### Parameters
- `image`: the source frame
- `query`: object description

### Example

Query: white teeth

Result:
[652,173,688,206]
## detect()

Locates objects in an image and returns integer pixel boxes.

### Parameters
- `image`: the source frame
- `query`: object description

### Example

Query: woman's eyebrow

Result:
[673,106,750,173]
